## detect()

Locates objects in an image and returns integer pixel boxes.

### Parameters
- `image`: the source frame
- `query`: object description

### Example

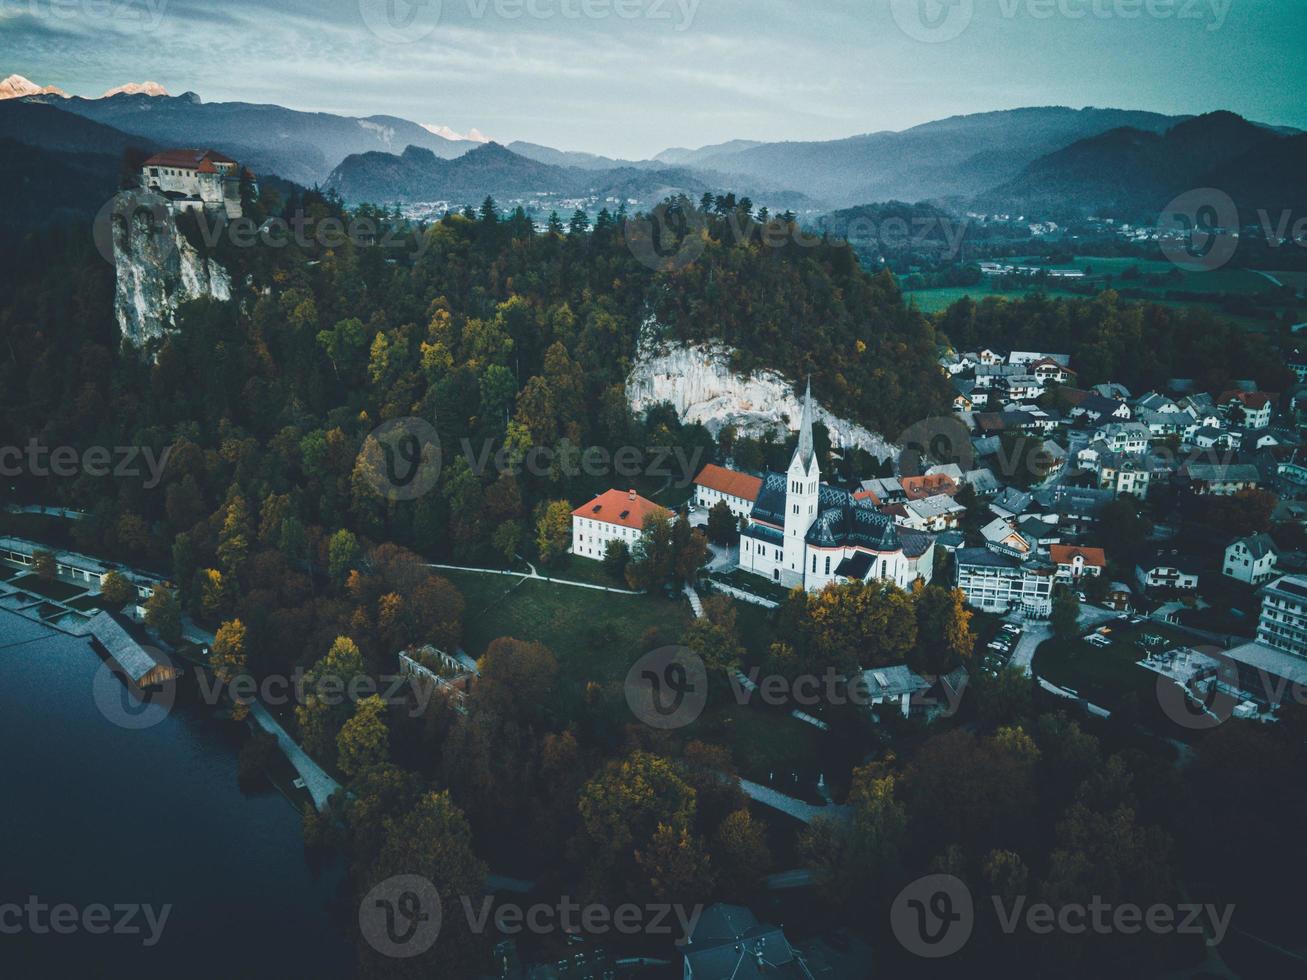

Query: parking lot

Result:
[980,622,1023,676]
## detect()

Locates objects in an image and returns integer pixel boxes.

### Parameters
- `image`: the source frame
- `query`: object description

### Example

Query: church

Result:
[736,381,935,592]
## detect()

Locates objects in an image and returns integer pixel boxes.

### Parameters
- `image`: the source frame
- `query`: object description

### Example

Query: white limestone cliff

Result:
[112,196,231,349]
[626,320,896,460]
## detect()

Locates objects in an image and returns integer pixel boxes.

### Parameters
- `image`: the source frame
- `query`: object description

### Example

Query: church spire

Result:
[794,376,815,471]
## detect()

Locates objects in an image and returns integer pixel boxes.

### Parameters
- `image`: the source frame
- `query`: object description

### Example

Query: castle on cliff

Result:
[140,149,256,219]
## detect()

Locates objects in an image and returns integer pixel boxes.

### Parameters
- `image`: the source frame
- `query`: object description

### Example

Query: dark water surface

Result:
[0,610,353,978]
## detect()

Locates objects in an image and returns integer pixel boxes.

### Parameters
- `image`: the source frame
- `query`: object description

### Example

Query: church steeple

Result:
[793,376,815,471]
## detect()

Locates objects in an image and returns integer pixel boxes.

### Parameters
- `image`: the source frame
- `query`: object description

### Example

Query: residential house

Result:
[981,516,1034,560]
[1220,391,1276,430]
[1223,533,1279,585]
[571,489,665,560]
[1096,421,1151,454]
[1105,581,1134,611]
[1181,462,1261,496]
[1050,545,1107,584]
[1136,550,1202,593]
[898,493,966,532]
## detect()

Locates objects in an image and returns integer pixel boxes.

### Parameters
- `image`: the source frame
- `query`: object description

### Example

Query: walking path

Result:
[426,563,644,595]
[179,617,342,811]
[738,777,851,826]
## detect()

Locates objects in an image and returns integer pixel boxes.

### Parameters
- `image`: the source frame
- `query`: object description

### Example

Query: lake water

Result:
[0,609,353,978]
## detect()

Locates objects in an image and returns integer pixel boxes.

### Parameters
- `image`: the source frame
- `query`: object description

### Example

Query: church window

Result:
[825,556,831,575]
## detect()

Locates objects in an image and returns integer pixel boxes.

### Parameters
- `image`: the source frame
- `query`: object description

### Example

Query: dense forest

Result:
[2,191,1302,978]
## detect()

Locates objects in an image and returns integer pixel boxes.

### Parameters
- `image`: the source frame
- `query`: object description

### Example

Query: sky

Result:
[4,0,1305,159]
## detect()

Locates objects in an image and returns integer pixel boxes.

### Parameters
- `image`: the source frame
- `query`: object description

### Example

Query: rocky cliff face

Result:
[626,321,896,460]
[111,196,231,348]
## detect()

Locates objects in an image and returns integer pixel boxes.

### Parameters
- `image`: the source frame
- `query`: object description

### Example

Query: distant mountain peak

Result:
[101,81,169,99]
[0,74,68,100]
[421,122,490,143]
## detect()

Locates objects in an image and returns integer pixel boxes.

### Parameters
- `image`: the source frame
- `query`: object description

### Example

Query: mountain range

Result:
[1,74,1303,232]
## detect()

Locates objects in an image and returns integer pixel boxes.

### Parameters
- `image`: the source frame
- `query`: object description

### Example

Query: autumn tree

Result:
[625,509,675,590]
[337,695,390,778]
[211,618,250,721]
[534,499,573,565]
[296,635,367,762]
[910,583,975,674]
[711,808,771,897]
[99,570,134,607]
[144,585,183,644]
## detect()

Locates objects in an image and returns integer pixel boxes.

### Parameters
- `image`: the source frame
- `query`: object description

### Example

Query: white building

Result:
[570,489,666,560]
[954,547,1053,617]
[738,381,934,592]
[1050,545,1106,584]
[1223,534,1279,586]
[1256,574,1307,658]
[141,148,253,219]
[693,464,762,520]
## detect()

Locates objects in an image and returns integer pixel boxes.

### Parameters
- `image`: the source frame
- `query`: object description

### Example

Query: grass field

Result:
[441,569,692,688]
[1033,621,1195,710]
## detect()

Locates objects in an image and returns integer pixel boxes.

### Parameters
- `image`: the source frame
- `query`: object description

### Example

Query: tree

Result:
[682,595,745,674]
[625,509,675,590]
[602,539,630,581]
[337,695,390,778]
[534,499,573,565]
[143,586,183,644]
[712,808,771,897]
[475,637,558,723]
[211,619,250,721]
[673,521,711,583]
[296,635,367,762]
[99,570,134,607]
[911,584,975,674]
[706,501,737,545]
[32,550,56,581]
[327,528,359,584]
[1052,590,1082,639]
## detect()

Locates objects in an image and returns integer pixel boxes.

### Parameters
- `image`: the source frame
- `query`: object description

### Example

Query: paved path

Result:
[426,563,644,595]
[179,616,342,811]
[3,504,88,520]
[764,869,823,890]
[738,777,851,826]
[247,700,342,811]
[683,582,704,617]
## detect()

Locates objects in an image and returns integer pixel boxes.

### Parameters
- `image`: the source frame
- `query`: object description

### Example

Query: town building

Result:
[1050,545,1107,583]
[570,489,665,560]
[954,547,1054,617]
[1223,533,1279,585]
[1181,462,1261,496]
[693,464,762,519]
[1256,574,1307,658]
[1136,551,1201,594]
[681,905,814,980]
[738,382,934,591]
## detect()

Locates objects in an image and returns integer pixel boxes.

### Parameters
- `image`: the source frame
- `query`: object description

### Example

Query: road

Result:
[425,562,644,595]
[1008,604,1122,674]
[738,777,851,826]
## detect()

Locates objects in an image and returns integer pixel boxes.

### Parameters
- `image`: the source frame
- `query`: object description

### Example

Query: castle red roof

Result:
[694,464,762,503]
[143,148,238,171]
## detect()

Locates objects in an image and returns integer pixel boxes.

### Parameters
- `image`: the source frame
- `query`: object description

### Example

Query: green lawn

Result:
[1033,621,1196,709]
[538,553,629,589]
[441,569,692,687]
